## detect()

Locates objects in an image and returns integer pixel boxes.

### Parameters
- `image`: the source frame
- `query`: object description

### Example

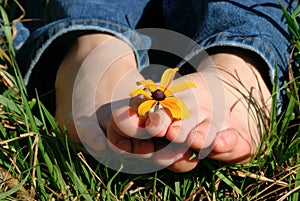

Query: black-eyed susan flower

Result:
[129,68,195,120]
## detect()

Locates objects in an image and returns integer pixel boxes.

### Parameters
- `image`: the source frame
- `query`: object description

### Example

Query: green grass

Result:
[0,1,299,200]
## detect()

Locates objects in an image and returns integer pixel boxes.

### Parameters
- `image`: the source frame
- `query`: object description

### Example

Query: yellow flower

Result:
[129,68,195,119]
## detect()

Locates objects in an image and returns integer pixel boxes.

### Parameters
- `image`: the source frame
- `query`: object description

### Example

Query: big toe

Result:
[209,129,254,163]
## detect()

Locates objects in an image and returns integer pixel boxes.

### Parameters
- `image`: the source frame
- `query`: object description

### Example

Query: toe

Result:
[152,140,178,167]
[132,139,155,158]
[165,120,187,143]
[107,124,132,153]
[209,129,253,163]
[167,150,199,173]
[165,116,201,143]
[153,142,199,172]
[212,129,239,153]
[186,120,218,150]
[111,106,145,137]
[145,109,172,137]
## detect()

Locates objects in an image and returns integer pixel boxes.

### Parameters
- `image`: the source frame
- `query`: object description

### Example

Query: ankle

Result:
[73,33,115,63]
[204,53,271,105]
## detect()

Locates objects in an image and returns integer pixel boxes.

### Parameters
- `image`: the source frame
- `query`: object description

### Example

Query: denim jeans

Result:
[14,0,297,110]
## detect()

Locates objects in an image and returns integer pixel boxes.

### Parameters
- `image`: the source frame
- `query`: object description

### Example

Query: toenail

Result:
[186,130,205,149]
[190,130,204,140]
[217,136,225,147]
[218,129,239,146]
[170,124,181,133]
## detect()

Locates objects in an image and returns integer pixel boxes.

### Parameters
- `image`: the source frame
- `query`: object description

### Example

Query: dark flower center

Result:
[152,89,166,101]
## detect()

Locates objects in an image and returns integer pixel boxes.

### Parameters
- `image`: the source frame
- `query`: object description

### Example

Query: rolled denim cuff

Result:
[194,33,287,113]
[18,17,150,85]
[198,34,285,83]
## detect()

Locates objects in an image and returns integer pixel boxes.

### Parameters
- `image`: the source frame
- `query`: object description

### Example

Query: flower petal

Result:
[165,81,196,96]
[137,80,158,92]
[159,68,179,90]
[176,99,190,119]
[137,79,155,86]
[138,100,158,116]
[129,88,152,99]
[160,97,190,119]
[137,79,157,91]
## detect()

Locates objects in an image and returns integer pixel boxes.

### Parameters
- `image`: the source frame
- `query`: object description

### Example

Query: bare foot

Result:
[55,33,144,152]
[55,33,164,172]
[112,52,271,172]
[55,33,271,173]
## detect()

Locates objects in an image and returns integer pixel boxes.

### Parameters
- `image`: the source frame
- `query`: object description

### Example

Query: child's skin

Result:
[55,33,271,172]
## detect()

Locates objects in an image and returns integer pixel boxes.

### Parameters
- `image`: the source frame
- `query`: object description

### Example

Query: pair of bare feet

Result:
[55,33,271,173]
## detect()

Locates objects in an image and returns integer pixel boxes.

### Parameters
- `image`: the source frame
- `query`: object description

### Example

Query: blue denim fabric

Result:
[13,22,30,51]
[163,0,297,109]
[16,0,298,109]
[0,21,29,51]
[17,0,152,85]
[191,0,295,87]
